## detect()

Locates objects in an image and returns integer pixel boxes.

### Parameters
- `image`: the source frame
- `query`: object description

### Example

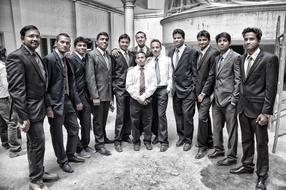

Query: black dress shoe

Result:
[43,171,59,182]
[160,144,168,152]
[176,139,184,147]
[115,144,123,152]
[207,142,214,149]
[229,165,254,174]
[183,143,192,151]
[208,150,225,159]
[96,147,112,156]
[145,143,153,150]
[104,138,114,144]
[152,136,159,145]
[256,176,268,190]
[68,155,85,163]
[217,157,237,166]
[122,137,132,143]
[195,148,207,159]
[60,162,74,173]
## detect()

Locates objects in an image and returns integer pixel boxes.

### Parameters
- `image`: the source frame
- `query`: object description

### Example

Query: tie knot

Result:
[247,55,252,61]
[155,57,159,62]
[139,67,144,70]
[176,48,179,53]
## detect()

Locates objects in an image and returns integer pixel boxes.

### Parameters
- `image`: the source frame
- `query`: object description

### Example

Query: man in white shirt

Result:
[147,39,172,152]
[126,52,157,151]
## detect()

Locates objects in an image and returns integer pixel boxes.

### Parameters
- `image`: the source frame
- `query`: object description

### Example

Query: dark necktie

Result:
[63,57,69,95]
[217,55,224,71]
[124,51,130,66]
[155,57,161,84]
[32,52,46,81]
[174,48,180,68]
[139,67,145,95]
[246,55,253,77]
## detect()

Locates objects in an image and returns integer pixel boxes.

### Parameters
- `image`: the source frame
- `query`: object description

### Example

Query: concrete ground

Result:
[0,99,286,190]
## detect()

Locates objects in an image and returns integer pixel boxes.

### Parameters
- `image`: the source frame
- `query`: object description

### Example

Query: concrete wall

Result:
[161,3,286,50]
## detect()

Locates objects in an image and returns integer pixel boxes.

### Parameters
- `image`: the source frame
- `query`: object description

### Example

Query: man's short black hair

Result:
[150,39,162,48]
[20,25,39,40]
[197,30,210,41]
[118,34,130,43]
[97,32,109,41]
[173,28,185,39]
[56,33,70,41]
[242,27,262,42]
[215,32,231,43]
[74,36,87,47]
[135,31,146,38]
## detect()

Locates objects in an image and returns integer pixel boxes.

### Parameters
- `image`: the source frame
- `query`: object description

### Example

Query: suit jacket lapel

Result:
[175,47,188,71]
[95,49,109,70]
[198,47,211,70]
[246,51,264,78]
[73,52,83,66]
[217,50,232,76]
[21,46,46,82]
[241,54,247,82]
[53,51,64,76]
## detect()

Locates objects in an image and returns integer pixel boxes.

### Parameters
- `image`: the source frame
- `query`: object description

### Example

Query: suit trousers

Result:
[76,94,92,152]
[0,97,21,152]
[130,98,152,145]
[48,96,79,164]
[197,96,213,149]
[26,120,45,183]
[114,94,131,143]
[212,103,238,159]
[151,87,169,145]
[172,91,196,144]
[92,101,110,149]
[239,112,269,177]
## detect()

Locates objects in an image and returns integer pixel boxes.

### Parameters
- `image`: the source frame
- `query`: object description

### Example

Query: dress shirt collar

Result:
[23,45,35,55]
[247,48,261,61]
[55,49,64,60]
[120,48,128,56]
[220,48,231,59]
[176,44,186,54]
[97,47,107,57]
[74,51,84,60]
[136,46,147,53]
[201,44,210,56]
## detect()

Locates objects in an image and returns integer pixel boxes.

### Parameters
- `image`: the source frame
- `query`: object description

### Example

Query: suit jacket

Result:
[111,50,135,97]
[43,51,80,116]
[6,45,47,123]
[129,45,152,58]
[202,49,241,107]
[168,46,199,99]
[85,48,112,101]
[237,50,279,118]
[196,46,219,96]
[66,52,89,99]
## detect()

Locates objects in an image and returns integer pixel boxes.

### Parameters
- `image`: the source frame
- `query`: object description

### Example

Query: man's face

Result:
[135,52,146,67]
[75,41,87,56]
[150,41,161,57]
[173,33,184,48]
[135,33,146,47]
[56,35,71,54]
[243,32,260,54]
[22,29,41,51]
[217,37,230,53]
[119,38,130,51]
[197,36,209,50]
[96,35,109,51]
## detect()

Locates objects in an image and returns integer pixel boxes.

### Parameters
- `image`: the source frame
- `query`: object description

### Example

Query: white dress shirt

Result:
[126,65,157,102]
[244,48,261,75]
[146,54,173,92]
[0,61,9,98]
[172,44,186,64]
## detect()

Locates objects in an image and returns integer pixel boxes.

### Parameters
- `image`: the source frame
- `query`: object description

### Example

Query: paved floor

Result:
[0,99,286,190]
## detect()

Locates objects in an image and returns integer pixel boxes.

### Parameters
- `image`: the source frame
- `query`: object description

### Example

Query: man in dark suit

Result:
[230,27,279,190]
[6,25,58,190]
[195,30,218,159]
[129,31,152,57]
[111,34,135,152]
[66,36,94,158]
[85,32,113,156]
[44,33,85,174]
[168,28,198,151]
[199,32,241,166]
